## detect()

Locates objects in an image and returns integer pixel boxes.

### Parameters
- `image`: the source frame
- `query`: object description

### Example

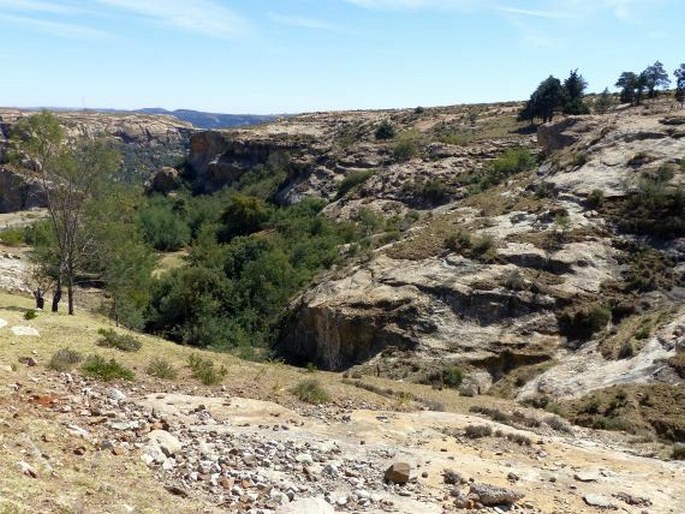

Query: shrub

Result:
[96,328,142,352]
[443,366,464,388]
[138,199,191,251]
[617,340,636,359]
[445,228,472,252]
[48,348,84,372]
[24,309,37,320]
[586,189,604,209]
[218,193,273,243]
[559,304,611,341]
[471,234,497,259]
[464,424,493,439]
[544,415,573,433]
[375,120,396,140]
[337,170,375,198]
[82,355,135,381]
[480,147,536,190]
[419,179,449,204]
[393,130,423,162]
[0,227,25,247]
[186,353,227,385]
[146,357,178,380]
[292,379,330,404]
[570,152,587,167]
[504,270,526,291]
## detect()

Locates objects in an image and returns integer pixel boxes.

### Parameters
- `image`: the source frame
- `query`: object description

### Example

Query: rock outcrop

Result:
[0,108,195,209]
[0,167,46,213]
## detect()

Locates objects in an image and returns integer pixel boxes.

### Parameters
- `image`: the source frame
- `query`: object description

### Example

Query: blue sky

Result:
[0,0,682,113]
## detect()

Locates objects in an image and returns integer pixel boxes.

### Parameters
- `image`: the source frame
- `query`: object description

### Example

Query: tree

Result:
[374,120,396,140]
[562,69,590,115]
[643,61,670,98]
[12,112,119,314]
[519,76,565,124]
[86,188,157,328]
[675,64,685,107]
[594,88,616,114]
[615,71,647,106]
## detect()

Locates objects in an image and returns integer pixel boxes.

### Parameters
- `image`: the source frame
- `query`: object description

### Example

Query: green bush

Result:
[337,170,375,198]
[478,147,535,191]
[375,120,396,140]
[0,227,25,246]
[443,366,464,388]
[559,304,611,341]
[186,353,227,385]
[218,193,272,243]
[24,309,37,320]
[146,357,177,380]
[138,198,191,251]
[82,355,135,381]
[48,348,84,372]
[393,130,423,162]
[586,189,604,209]
[96,328,142,352]
[292,379,330,404]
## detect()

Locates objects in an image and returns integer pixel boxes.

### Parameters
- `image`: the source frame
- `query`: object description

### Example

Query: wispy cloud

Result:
[95,0,249,38]
[495,6,574,19]
[0,0,81,15]
[343,0,475,10]
[268,12,342,32]
[0,11,106,39]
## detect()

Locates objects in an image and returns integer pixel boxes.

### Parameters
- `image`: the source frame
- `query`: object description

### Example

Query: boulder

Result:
[468,482,524,506]
[149,166,180,193]
[385,462,411,484]
[145,430,182,457]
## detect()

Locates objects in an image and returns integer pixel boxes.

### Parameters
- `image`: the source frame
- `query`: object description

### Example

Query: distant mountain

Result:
[134,108,278,129]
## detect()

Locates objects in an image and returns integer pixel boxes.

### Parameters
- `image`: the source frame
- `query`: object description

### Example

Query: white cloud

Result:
[95,0,249,38]
[268,12,342,31]
[0,11,106,39]
[495,6,574,19]
[343,0,475,10]
[0,0,80,14]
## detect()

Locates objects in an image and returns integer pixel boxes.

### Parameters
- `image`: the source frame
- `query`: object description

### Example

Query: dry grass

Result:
[0,291,405,513]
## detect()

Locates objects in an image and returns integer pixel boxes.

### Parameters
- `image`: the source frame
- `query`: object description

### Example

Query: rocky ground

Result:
[0,291,684,513]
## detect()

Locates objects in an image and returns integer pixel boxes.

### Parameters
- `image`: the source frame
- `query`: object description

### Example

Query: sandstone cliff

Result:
[272,105,685,405]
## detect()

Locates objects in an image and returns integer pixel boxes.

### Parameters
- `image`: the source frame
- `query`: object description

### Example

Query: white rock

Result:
[146,430,183,457]
[108,388,127,402]
[11,326,39,336]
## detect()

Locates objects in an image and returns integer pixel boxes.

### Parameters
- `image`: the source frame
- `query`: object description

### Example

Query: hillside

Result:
[0,291,683,513]
[1,98,684,512]
[166,99,685,447]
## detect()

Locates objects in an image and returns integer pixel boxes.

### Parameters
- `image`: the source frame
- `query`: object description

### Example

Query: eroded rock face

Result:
[276,254,562,372]
[0,167,46,212]
[537,116,604,154]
